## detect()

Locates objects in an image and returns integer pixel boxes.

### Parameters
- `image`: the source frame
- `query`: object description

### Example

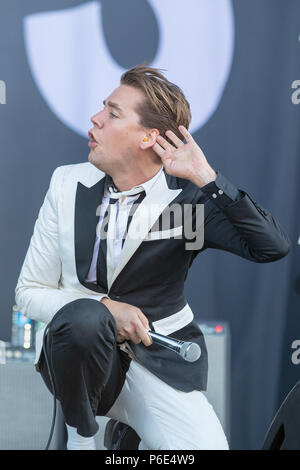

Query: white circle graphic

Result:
[23,0,234,137]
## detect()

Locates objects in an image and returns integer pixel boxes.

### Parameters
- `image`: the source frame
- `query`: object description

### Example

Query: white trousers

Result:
[106,359,229,450]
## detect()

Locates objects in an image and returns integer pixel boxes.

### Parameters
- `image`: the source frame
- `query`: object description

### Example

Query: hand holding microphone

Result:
[100,298,201,362]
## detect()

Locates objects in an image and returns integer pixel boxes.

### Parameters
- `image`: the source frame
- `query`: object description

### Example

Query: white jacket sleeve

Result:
[15,166,106,325]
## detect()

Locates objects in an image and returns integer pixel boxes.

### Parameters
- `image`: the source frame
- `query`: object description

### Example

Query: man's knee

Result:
[49,298,117,350]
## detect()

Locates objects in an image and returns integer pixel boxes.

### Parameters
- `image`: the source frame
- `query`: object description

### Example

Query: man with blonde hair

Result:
[16,64,290,450]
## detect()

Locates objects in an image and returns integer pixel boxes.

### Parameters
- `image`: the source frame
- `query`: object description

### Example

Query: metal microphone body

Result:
[147,330,201,363]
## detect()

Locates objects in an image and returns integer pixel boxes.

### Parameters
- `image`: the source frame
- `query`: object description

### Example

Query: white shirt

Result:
[85,166,163,299]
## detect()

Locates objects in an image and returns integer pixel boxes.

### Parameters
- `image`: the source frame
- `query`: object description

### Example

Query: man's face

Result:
[88,84,147,173]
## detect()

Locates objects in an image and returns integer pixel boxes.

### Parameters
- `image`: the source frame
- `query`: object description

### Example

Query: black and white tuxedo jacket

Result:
[15,162,290,392]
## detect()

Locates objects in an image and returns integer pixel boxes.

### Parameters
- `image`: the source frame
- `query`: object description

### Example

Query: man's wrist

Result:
[191,164,217,188]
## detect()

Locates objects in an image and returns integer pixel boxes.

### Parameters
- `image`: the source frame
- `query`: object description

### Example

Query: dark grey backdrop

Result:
[0,0,299,450]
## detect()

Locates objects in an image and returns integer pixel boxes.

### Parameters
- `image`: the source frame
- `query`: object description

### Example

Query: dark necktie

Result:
[96,185,146,290]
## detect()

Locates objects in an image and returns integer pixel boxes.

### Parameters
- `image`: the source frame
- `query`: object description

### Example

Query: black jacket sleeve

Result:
[197,171,291,263]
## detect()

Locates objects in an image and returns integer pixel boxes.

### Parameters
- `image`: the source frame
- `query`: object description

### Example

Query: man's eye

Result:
[100,105,118,118]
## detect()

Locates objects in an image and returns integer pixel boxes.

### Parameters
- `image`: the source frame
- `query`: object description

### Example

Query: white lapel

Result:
[107,171,182,290]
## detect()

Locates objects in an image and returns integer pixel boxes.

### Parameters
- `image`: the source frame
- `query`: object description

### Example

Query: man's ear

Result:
[140,129,160,149]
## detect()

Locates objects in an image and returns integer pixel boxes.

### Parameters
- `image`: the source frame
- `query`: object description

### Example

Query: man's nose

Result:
[90,111,104,127]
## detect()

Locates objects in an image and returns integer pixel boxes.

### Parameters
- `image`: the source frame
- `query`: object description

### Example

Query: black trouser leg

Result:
[39,298,131,437]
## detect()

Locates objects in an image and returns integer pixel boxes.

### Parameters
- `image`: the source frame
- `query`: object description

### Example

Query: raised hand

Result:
[152,125,217,188]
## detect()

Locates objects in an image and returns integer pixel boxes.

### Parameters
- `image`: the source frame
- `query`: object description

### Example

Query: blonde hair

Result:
[120,62,191,145]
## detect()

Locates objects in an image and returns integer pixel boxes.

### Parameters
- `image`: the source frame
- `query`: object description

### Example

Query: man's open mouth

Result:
[88,130,96,142]
[88,130,99,147]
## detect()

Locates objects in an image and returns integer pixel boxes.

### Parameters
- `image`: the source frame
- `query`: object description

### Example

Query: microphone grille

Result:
[181,342,201,362]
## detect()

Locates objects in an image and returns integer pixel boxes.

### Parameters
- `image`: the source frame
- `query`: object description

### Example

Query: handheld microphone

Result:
[147,330,201,362]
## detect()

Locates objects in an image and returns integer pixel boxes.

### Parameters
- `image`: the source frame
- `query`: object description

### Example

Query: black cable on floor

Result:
[42,326,57,450]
